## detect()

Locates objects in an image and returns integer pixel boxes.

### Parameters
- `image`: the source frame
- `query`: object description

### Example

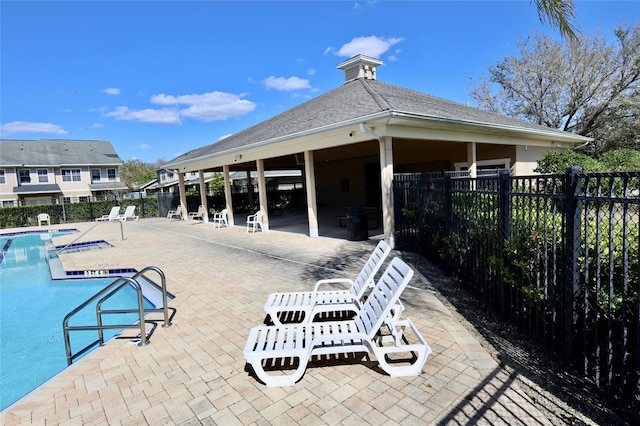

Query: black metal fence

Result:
[394,167,639,410]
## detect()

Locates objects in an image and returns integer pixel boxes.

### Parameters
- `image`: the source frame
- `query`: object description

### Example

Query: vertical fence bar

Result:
[498,170,512,318]
[562,166,583,368]
[443,174,453,275]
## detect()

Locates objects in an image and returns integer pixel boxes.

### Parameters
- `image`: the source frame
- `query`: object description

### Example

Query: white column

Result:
[304,150,319,238]
[256,159,269,231]
[467,142,477,178]
[178,172,187,220]
[198,169,209,222]
[379,136,395,248]
[223,165,234,226]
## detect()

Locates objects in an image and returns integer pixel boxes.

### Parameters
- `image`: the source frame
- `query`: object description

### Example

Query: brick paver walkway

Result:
[1,219,550,425]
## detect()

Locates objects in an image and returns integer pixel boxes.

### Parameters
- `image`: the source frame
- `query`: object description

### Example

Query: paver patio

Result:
[1,218,550,425]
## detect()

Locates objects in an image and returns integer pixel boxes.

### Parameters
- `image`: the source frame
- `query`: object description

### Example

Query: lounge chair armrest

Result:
[313,278,354,292]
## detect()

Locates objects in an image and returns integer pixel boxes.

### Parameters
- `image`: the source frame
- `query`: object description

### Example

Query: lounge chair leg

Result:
[369,318,432,377]
[373,344,431,377]
[246,355,308,387]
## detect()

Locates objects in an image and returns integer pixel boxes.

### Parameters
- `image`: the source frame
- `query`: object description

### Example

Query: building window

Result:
[0,170,5,184]
[107,169,116,181]
[37,169,49,183]
[62,197,71,204]
[79,196,89,202]
[2,200,16,207]
[91,169,101,182]
[61,169,81,182]
[19,169,31,184]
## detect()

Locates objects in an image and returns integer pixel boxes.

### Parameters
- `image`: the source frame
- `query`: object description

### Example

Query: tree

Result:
[469,22,640,157]
[535,148,640,174]
[208,173,225,196]
[598,148,640,172]
[120,159,156,190]
[534,0,577,39]
[534,149,605,174]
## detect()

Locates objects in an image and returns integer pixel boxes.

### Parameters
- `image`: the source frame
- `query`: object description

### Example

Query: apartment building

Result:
[0,139,125,206]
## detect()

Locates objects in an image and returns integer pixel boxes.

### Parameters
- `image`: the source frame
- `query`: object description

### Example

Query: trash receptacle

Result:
[347,206,368,241]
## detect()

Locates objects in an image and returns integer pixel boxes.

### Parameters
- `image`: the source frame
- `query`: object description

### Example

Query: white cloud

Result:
[262,76,311,91]
[92,122,104,128]
[307,68,317,76]
[0,121,68,135]
[103,87,121,95]
[105,106,182,125]
[151,91,256,122]
[102,90,256,124]
[134,144,152,150]
[332,35,404,58]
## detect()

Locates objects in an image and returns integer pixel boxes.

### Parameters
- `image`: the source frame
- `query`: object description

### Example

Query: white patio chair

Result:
[246,210,264,233]
[211,208,229,228]
[188,205,205,221]
[167,205,183,220]
[117,205,138,222]
[37,213,50,226]
[243,257,432,387]
[95,206,121,222]
[264,240,393,325]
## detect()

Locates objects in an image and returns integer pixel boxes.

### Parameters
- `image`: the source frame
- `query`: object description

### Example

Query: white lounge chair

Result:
[212,208,229,228]
[264,240,392,325]
[95,206,121,222]
[246,210,264,233]
[188,205,205,221]
[117,205,138,222]
[167,205,183,220]
[243,257,432,387]
[37,213,50,226]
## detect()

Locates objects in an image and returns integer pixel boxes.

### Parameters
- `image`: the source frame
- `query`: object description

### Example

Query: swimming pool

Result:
[0,231,152,410]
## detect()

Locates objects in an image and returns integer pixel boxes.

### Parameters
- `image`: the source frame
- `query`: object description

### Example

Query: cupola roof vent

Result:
[336,54,383,83]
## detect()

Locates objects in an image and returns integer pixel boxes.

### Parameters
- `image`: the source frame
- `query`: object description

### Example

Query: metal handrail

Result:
[131,266,173,328]
[63,277,148,365]
[56,222,101,255]
[62,266,173,365]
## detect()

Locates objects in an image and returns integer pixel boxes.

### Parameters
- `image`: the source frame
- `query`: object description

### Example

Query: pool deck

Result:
[1,218,550,425]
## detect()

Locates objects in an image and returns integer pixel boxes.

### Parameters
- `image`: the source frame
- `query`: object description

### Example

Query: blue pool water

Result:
[0,232,151,410]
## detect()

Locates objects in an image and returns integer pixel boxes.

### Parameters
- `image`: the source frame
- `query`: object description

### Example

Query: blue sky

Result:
[1,1,638,164]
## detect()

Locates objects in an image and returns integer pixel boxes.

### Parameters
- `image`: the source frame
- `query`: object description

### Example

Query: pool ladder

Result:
[62,266,175,365]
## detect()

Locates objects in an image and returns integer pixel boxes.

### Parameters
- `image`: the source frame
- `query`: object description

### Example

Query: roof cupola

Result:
[336,55,383,83]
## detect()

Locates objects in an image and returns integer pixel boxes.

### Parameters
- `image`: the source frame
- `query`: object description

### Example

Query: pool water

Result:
[0,232,152,410]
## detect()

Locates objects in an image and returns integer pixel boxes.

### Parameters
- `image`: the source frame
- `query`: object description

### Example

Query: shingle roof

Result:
[12,184,62,194]
[0,139,123,167]
[165,78,582,167]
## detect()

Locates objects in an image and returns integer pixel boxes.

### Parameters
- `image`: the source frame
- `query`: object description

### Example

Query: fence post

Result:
[562,166,583,368]
[498,169,512,317]
[443,173,453,274]
[88,197,94,221]
[417,173,424,254]
[59,196,67,223]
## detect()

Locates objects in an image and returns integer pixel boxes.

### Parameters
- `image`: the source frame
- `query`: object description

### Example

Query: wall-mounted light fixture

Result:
[234,154,243,162]
[348,131,355,138]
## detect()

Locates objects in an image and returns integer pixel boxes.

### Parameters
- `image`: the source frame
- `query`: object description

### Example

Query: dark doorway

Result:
[364,162,381,208]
